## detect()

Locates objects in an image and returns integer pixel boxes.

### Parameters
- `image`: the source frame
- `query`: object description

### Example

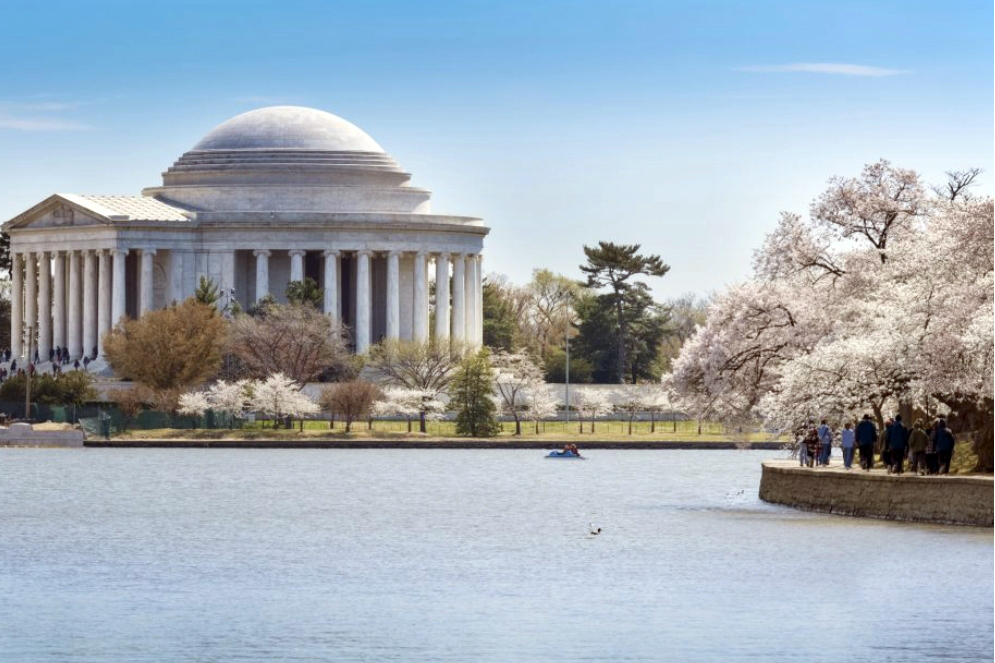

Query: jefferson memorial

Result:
[4,106,489,360]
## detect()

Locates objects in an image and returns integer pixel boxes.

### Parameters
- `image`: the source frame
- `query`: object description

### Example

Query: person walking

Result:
[855,414,877,471]
[840,421,856,469]
[878,418,892,469]
[887,415,908,474]
[933,418,956,474]
[924,421,939,474]
[817,419,833,466]
[907,420,929,475]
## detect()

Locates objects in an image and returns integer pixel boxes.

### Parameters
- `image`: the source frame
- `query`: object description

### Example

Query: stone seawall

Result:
[759,461,993,527]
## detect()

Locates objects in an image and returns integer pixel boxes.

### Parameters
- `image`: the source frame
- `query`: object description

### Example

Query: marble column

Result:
[67,250,81,359]
[464,254,477,345]
[37,251,51,360]
[385,251,400,340]
[289,249,305,283]
[11,253,23,358]
[254,249,270,302]
[323,250,339,320]
[83,250,97,358]
[475,254,484,346]
[451,254,465,343]
[413,251,428,342]
[53,251,66,355]
[111,249,128,325]
[24,252,37,358]
[98,250,111,354]
[355,250,372,354]
[221,250,235,299]
[435,253,450,344]
[169,250,184,304]
[140,249,155,315]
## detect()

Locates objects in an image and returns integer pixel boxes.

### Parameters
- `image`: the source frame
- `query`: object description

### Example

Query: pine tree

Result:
[452,350,500,437]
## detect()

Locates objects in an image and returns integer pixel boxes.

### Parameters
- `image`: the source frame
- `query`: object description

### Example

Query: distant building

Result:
[4,106,488,359]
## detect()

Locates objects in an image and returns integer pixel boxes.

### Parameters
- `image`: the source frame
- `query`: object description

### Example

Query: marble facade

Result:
[4,106,489,360]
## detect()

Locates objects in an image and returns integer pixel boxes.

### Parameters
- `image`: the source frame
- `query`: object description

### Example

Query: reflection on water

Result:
[0,448,991,662]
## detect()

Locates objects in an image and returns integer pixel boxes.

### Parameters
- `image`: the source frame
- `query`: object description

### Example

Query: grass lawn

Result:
[118,417,786,443]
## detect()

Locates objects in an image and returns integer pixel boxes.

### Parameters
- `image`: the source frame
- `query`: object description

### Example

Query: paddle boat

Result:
[546,450,585,459]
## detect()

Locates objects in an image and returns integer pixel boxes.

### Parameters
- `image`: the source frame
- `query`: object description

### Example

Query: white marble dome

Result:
[151,105,422,210]
[192,106,385,152]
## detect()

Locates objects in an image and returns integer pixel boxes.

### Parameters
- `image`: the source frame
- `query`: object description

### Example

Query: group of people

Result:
[0,346,96,383]
[796,414,956,475]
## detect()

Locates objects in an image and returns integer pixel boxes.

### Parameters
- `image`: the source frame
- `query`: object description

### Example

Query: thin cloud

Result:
[0,115,93,131]
[0,101,93,131]
[736,63,910,77]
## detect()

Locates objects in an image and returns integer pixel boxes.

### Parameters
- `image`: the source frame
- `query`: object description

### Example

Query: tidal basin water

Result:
[1,449,991,663]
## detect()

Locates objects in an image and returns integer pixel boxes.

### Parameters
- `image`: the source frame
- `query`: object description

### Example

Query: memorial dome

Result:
[155,105,414,199]
[191,106,385,153]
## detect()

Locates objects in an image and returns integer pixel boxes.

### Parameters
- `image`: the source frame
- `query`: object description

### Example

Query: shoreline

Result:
[82,439,786,450]
[759,460,994,527]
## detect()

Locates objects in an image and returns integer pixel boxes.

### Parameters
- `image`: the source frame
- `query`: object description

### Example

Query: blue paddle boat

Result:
[546,450,585,459]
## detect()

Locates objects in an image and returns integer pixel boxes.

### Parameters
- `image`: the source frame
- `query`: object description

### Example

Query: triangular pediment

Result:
[3,194,113,231]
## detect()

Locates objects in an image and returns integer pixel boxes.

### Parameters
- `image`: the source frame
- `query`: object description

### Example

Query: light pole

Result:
[564,333,570,427]
[24,325,33,422]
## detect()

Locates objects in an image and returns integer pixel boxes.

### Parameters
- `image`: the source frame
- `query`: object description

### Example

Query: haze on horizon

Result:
[1,0,991,301]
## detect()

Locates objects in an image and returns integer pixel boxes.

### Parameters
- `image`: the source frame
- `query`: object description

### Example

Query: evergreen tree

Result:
[482,279,518,351]
[579,242,669,383]
[285,277,323,308]
[451,350,500,437]
[195,276,220,306]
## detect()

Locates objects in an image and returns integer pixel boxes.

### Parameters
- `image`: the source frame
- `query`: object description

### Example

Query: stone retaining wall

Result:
[0,422,85,447]
[759,461,993,527]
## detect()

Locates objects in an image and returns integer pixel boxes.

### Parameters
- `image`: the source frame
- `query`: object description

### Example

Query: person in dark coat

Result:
[855,414,877,471]
[924,421,939,474]
[933,418,956,474]
[907,420,929,475]
[878,418,892,469]
[887,415,908,474]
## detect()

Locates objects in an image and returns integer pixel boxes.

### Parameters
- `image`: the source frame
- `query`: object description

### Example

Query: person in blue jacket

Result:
[855,414,877,471]
[817,419,833,466]
[887,414,909,474]
[933,418,956,474]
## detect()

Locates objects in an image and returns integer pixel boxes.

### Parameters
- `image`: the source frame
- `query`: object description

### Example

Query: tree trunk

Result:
[514,417,521,436]
[419,411,427,433]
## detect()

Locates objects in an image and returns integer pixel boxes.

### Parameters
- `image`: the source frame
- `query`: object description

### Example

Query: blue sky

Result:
[1,0,991,299]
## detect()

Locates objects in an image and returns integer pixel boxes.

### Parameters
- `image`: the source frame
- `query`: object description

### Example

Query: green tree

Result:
[451,350,500,437]
[0,370,97,407]
[195,276,220,306]
[579,242,669,383]
[482,279,518,351]
[286,277,323,308]
[574,288,668,383]
[103,298,226,390]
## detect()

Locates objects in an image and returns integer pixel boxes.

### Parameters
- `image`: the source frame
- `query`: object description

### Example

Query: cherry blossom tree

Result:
[250,373,319,428]
[667,161,993,470]
[573,388,614,434]
[491,350,545,435]
[371,387,445,433]
[524,383,559,434]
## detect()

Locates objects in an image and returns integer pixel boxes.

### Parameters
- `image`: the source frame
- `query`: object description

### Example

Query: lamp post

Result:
[24,325,33,422]
[564,333,570,427]
[221,288,235,382]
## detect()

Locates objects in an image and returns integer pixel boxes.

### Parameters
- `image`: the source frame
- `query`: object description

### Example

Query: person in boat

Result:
[566,443,580,456]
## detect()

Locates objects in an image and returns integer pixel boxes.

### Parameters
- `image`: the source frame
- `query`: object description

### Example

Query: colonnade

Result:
[10,248,132,361]
[9,246,483,360]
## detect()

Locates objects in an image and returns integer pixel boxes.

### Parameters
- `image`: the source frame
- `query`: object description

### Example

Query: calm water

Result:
[0,449,991,663]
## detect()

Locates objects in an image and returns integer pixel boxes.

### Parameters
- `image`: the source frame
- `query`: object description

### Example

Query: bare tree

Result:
[228,302,349,387]
[319,381,382,433]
